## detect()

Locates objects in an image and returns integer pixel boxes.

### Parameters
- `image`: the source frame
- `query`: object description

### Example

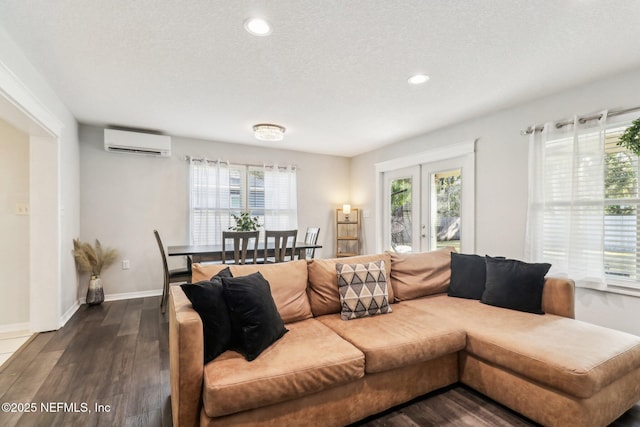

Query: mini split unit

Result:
[104,128,171,157]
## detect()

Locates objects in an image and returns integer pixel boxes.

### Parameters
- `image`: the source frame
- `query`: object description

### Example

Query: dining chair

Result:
[222,230,259,264]
[303,227,320,259]
[154,230,191,314]
[264,229,297,263]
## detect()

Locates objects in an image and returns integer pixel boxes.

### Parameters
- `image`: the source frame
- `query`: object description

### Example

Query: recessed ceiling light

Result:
[253,124,286,141]
[408,74,430,85]
[244,18,272,36]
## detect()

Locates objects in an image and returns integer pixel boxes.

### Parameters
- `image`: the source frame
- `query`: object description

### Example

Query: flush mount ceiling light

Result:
[253,124,286,141]
[244,18,272,36]
[408,74,430,85]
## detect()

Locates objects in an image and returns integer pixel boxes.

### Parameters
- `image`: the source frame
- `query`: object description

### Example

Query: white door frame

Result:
[375,140,476,254]
[0,61,64,332]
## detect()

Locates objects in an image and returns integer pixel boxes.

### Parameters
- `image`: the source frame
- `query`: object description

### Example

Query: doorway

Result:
[0,68,63,333]
[377,142,475,254]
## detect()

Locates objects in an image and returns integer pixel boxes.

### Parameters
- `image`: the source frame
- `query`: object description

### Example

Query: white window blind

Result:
[262,165,298,231]
[526,112,640,292]
[189,159,298,245]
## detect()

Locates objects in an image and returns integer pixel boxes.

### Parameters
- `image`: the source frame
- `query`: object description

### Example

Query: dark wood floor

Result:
[0,295,638,427]
[356,385,640,427]
[0,297,171,427]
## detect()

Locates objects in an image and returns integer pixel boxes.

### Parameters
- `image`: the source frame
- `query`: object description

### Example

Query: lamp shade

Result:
[342,204,351,215]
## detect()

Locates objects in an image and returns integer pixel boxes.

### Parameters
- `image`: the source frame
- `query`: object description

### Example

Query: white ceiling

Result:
[1,1,640,157]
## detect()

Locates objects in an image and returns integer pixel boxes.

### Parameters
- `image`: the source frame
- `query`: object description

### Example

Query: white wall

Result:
[0,119,29,326]
[79,124,350,297]
[0,25,80,328]
[351,66,640,336]
[3,16,639,336]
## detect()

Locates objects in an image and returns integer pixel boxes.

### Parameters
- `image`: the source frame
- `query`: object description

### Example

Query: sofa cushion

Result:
[318,304,466,374]
[389,247,455,301]
[403,294,640,399]
[307,253,393,316]
[336,260,392,320]
[179,267,233,363]
[202,318,365,418]
[192,262,312,325]
[192,263,231,282]
[448,252,487,299]
[481,256,551,314]
[228,260,313,323]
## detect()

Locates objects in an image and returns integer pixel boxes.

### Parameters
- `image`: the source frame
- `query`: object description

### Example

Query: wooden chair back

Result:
[222,231,259,264]
[264,229,297,263]
[154,229,191,313]
[303,227,320,259]
[154,229,170,282]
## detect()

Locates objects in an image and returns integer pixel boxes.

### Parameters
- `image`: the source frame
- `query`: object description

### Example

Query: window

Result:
[189,159,297,245]
[604,128,639,282]
[526,113,640,292]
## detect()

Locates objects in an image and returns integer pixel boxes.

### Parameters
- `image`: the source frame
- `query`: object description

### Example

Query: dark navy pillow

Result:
[222,272,288,361]
[448,253,487,299]
[180,267,233,363]
[481,256,551,314]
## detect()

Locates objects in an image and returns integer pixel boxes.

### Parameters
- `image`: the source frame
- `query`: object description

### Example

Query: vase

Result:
[87,275,105,306]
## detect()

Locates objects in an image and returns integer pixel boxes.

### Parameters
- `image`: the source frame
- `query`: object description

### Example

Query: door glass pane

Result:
[431,169,461,251]
[390,178,413,252]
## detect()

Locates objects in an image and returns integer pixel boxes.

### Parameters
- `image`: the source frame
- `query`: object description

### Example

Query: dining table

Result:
[168,241,322,270]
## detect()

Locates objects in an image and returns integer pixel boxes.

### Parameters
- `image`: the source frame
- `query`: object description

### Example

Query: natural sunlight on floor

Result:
[0,330,32,368]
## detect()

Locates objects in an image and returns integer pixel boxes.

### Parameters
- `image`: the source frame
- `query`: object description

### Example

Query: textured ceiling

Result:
[1,1,640,156]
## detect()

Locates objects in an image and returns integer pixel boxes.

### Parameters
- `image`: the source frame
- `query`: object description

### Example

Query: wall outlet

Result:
[15,203,30,216]
[122,259,130,270]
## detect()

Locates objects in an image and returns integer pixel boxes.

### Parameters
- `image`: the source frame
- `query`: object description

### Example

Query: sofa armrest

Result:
[541,277,575,319]
[169,286,204,427]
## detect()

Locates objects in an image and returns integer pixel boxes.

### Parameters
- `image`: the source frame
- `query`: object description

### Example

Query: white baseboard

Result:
[105,289,163,302]
[3,290,164,332]
[59,301,80,328]
[0,322,31,334]
[78,289,163,305]
[58,289,163,328]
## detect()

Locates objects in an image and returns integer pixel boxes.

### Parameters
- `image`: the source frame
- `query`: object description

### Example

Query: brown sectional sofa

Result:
[169,252,640,427]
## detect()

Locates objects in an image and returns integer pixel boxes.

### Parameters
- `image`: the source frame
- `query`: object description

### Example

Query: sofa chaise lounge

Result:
[169,250,640,427]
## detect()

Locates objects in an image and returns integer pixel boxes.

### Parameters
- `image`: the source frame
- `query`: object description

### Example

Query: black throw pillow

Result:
[448,253,487,299]
[180,267,233,363]
[222,272,288,361]
[481,256,551,314]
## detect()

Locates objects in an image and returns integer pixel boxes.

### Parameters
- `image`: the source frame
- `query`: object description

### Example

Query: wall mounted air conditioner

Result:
[104,128,171,157]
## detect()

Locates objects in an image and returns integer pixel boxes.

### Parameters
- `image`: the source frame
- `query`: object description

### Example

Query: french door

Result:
[382,156,474,253]
[383,166,421,253]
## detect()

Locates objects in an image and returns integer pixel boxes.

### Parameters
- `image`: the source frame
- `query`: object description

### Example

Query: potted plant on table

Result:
[72,238,118,305]
[230,212,261,231]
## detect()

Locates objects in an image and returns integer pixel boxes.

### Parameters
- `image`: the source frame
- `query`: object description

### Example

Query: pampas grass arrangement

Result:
[73,239,118,306]
[73,238,118,276]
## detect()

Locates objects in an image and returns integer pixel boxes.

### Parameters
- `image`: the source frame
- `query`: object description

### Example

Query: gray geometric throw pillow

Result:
[336,260,392,320]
